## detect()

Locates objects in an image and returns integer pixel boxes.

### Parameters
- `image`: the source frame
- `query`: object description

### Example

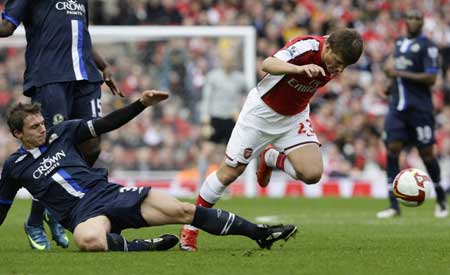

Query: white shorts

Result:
[225,89,320,167]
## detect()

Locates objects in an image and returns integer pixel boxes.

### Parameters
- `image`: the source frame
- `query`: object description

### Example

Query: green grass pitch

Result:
[0,197,449,275]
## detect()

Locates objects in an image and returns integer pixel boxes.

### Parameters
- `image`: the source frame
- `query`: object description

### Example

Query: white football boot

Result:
[376,208,400,219]
[434,203,449,218]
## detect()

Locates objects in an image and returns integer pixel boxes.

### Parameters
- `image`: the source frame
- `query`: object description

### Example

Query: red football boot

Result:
[256,145,275,187]
[179,225,199,251]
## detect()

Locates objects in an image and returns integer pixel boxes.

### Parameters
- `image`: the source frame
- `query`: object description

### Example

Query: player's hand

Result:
[383,60,398,78]
[102,67,125,97]
[298,64,326,77]
[140,90,169,106]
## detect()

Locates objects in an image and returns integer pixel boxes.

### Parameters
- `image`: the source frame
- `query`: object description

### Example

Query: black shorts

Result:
[209,117,235,144]
[384,109,436,147]
[29,81,102,127]
[66,182,150,233]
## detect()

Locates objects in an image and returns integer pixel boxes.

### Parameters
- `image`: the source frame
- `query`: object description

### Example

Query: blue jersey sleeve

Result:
[2,0,31,27]
[55,119,95,144]
[423,40,439,74]
[0,160,20,225]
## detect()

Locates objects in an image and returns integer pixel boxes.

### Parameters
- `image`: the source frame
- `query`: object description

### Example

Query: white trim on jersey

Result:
[52,172,85,198]
[29,148,42,159]
[256,74,284,96]
[274,39,320,62]
[71,20,88,80]
[87,120,97,137]
[396,38,413,111]
[396,77,406,111]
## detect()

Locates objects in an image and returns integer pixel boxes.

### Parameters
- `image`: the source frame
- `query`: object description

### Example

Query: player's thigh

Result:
[383,110,409,144]
[285,143,323,176]
[140,190,195,225]
[30,82,75,126]
[407,110,436,147]
[225,121,273,168]
[73,215,111,250]
[72,81,102,120]
[273,118,322,180]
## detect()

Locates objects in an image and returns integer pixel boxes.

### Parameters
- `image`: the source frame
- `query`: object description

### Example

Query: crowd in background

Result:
[1,0,450,183]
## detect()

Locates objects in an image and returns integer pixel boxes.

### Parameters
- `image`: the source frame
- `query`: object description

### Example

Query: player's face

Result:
[405,11,423,37]
[17,114,46,149]
[323,45,346,76]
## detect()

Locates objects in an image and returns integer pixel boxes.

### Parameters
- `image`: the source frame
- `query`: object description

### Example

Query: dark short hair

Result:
[327,28,363,65]
[6,102,41,137]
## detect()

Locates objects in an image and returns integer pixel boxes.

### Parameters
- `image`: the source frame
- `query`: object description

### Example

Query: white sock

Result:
[265,149,297,179]
[199,171,227,205]
[264,148,279,168]
[282,159,298,179]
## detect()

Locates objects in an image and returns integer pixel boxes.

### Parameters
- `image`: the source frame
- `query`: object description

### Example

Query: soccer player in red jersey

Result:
[180,28,363,251]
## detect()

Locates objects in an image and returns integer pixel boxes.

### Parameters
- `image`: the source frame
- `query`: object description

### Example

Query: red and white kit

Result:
[225,36,334,167]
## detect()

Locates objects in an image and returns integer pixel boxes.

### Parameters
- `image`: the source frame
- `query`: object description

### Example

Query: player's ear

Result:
[12,129,22,139]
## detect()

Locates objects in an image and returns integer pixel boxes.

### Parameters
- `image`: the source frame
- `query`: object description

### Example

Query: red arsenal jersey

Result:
[257,36,333,116]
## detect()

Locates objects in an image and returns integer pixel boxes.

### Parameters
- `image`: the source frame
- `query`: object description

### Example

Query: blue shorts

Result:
[383,109,436,147]
[29,81,102,127]
[64,182,151,233]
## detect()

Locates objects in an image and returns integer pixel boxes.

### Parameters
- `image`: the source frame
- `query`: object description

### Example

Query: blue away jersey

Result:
[390,35,439,112]
[2,0,102,94]
[0,120,107,222]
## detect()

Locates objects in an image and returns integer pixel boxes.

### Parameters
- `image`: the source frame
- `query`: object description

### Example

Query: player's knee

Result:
[74,232,107,252]
[387,143,402,156]
[298,168,322,185]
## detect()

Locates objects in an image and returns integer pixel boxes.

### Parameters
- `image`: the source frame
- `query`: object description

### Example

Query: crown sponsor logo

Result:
[55,0,86,16]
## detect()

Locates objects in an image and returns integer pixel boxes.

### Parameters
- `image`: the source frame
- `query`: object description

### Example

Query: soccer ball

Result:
[393,168,432,207]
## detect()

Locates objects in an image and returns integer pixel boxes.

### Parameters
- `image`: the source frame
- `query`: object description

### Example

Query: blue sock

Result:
[191,206,267,240]
[387,154,400,210]
[27,201,45,227]
[423,158,446,204]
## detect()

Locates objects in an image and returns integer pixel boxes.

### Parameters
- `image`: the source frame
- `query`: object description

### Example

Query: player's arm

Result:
[0,13,17,37]
[262,57,325,77]
[76,90,169,142]
[1,0,29,37]
[92,48,124,97]
[385,44,439,86]
[388,70,437,86]
[0,16,18,37]
[0,165,19,226]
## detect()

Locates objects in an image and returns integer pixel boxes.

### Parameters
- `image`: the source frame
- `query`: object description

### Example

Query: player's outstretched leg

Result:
[190,206,297,250]
[44,210,69,248]
[74,215,179,252]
